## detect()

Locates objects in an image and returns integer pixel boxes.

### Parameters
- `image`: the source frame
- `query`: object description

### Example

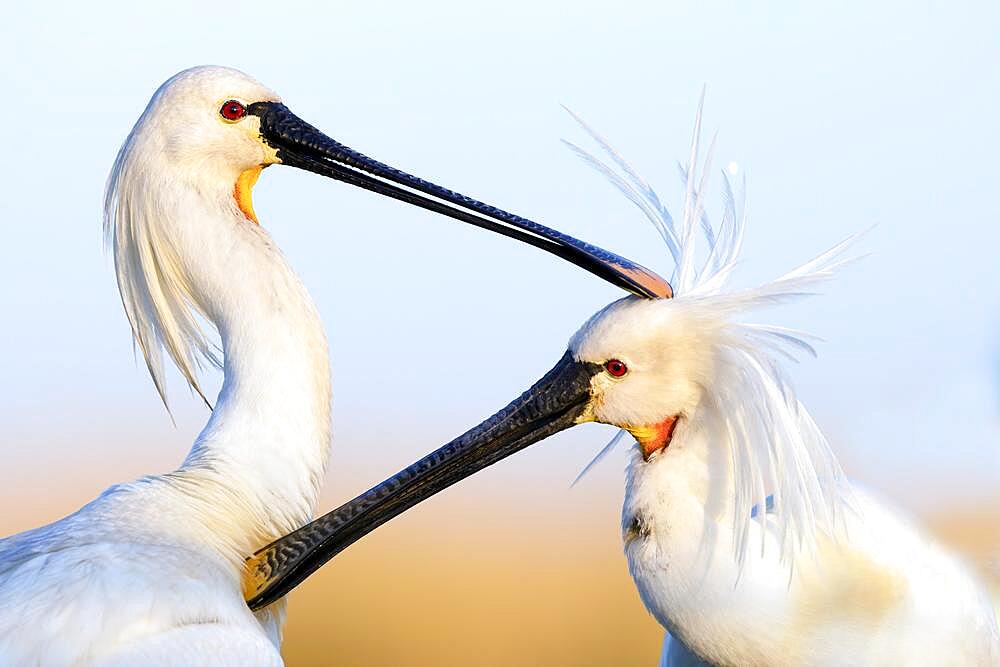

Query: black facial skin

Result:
[244,352,601,610]
[245,101,671,300]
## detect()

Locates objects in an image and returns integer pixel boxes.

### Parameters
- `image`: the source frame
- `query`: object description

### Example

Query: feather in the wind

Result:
[564,95,859,566]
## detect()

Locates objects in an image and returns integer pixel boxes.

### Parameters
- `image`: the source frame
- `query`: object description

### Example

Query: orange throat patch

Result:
[234,166,263,224]
[629,416,679,461]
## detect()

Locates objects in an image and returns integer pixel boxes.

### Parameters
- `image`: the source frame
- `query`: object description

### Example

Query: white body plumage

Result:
[0,67,331,665]
[627,433,999,666]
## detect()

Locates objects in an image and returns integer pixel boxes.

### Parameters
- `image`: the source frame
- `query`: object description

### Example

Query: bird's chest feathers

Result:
[622,445,914,665]
[621,439,782,662]
[621,442,715,576]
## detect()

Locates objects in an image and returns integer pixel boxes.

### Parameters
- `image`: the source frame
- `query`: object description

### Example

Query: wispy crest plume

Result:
[564,97,860,565]
[104,124,220,411]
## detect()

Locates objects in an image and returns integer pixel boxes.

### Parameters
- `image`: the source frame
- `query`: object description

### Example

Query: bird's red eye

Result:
[220,100,246,121]
[605,359,628,377]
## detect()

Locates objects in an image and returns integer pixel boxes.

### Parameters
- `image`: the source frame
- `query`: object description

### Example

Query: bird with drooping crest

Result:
[1,64,671,665]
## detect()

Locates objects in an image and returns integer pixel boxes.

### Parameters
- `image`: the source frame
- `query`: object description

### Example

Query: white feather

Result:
[105,133,221,408]
[571,429,629,488]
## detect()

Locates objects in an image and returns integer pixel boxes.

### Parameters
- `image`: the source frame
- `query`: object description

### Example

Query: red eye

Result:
[220,100,246,121]
[605,359,628,377]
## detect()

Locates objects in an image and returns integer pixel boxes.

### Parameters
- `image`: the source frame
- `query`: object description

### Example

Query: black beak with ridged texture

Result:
[243,351,600,610]
[246,101,673,300]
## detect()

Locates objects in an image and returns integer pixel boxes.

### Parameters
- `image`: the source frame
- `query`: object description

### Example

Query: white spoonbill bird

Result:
[0,65,668,666]
[243,104,1000,665]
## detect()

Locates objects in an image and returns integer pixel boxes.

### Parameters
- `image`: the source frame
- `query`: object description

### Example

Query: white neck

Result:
[160,181,332,554]
[622,420,730,574]
[622,422,790,661]
[621,393,856,665]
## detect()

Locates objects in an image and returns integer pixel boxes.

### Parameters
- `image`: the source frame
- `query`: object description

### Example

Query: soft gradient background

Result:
[1,1,998,664]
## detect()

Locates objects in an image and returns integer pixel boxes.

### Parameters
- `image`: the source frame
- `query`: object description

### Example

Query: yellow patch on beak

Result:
[242,550,273,601]
[234,166,263,224]
[627,416,678,461]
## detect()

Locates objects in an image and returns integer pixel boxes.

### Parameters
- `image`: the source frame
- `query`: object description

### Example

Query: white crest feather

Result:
[104,118,220,411]
[566,99,860,565]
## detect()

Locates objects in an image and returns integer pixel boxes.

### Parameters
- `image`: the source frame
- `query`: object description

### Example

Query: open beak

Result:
[246,101,672,299]
[244,352,600,610]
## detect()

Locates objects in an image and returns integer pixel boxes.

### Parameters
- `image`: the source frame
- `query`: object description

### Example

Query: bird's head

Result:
[133,66,280,176]
[105,65,671,407]
[111,66,282,225]
[569,296,719,459]
[108,65,673,296]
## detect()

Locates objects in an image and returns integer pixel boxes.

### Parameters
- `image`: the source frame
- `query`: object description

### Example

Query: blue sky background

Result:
[1,1,998,515]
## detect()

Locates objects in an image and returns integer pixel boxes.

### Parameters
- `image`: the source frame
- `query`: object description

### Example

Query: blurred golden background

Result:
[2,452,995,665]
